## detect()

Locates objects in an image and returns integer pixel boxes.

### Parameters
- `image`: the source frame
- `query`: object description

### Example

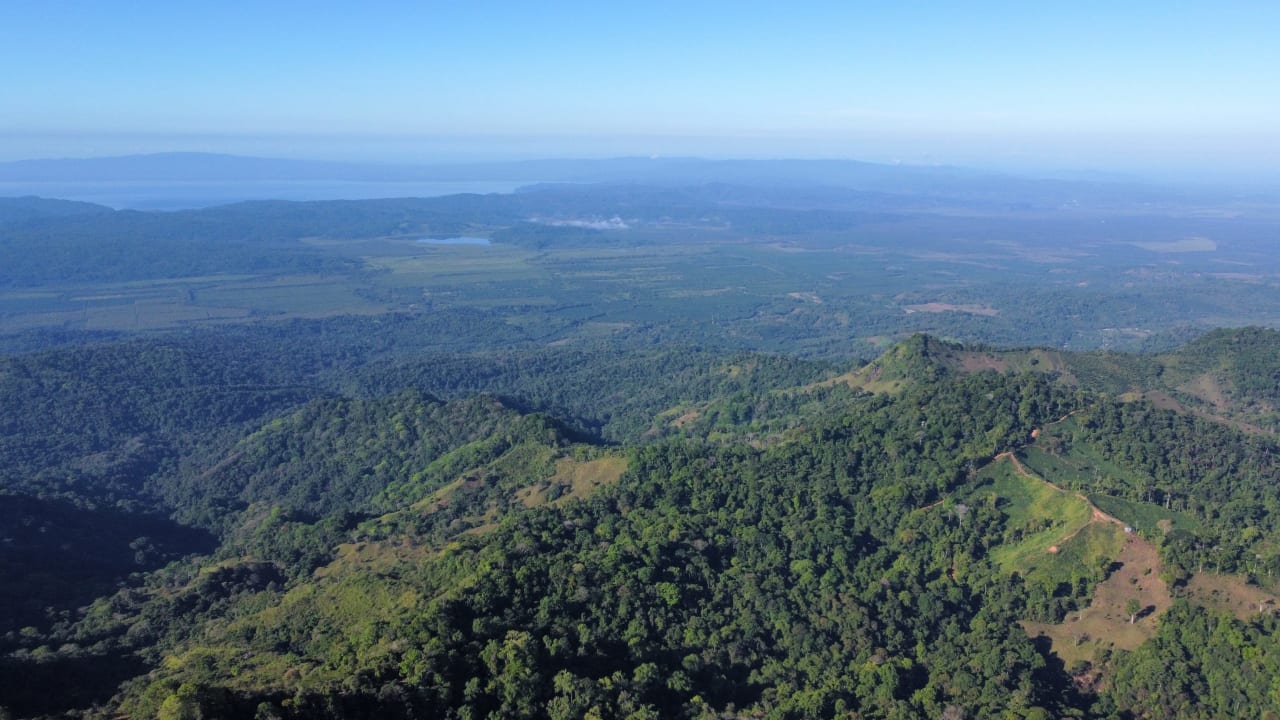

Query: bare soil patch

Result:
[1139,390,1186,413]
[1024,533,1169,667]
[1186,573,1280,620]
[670,408,702,428]
[957,352,1009,373]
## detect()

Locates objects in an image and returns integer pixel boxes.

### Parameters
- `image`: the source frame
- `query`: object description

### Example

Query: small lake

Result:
[416,236,490,246]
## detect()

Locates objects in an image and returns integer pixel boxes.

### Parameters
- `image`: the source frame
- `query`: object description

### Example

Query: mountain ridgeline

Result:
[5,324,1280,718]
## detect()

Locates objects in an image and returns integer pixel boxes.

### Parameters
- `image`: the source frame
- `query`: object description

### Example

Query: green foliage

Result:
[8,186,1280,356]
[160,391,530,525]
[0,494,212,634]
[1089,493,1200,536]
[349,346,836,442]
[9,179,1280,720]
[8,327,1280,719]
[967,461,1119,618]
[1067,401,1280,573]
[1106,601,1280,718]
[88,367,1085,719]
[0,195,522,286]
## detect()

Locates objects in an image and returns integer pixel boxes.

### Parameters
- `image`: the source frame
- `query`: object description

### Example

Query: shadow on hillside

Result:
[0,494,216,634]
[0,650,147,717]
[1028,634,1099,712]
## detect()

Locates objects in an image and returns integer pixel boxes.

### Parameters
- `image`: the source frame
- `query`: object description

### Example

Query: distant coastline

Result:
[0,179,529,210]
[417,236,490,246]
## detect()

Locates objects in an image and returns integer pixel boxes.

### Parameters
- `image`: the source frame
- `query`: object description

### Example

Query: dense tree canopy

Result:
[4,327,1280,719]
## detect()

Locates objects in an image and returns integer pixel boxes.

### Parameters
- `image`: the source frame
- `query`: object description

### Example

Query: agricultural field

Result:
[8,186,1280,356]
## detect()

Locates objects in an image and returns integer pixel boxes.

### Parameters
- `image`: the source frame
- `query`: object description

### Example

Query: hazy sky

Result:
[3,1,1278,178]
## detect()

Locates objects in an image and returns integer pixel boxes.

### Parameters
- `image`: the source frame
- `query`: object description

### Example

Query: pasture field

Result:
[1024,532,1168,667]
[967,451,1171,667]
[1185,573,1280,620]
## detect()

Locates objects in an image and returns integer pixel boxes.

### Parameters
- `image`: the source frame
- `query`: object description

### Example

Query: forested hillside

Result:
[5,326,1280,718]
[8,0,1280,716]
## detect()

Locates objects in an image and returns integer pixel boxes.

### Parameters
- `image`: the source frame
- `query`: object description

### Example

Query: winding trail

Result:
[995,450,1127,546]
[1044,408,1084,428]
[920,422,1128,549]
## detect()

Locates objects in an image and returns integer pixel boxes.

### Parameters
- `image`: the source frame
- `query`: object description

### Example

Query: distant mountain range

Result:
[0,151,991,185]
[0,152,1190,213]
[0,151,1160,192]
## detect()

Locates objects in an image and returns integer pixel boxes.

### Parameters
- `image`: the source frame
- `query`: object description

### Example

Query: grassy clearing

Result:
[1033,521,1128,592]
[649,404,702,437]
[316,538,433,579]
[556,454,628,500]
[966,454,1161,667]
[199,277,385,315]
[515,454,627,508]
[365,245,544,285]
[380,443,595,538]
[1181,372,1231,410]
[1027,349,1072,376]
[141,537,454,700]
[122,300,248,327]
[408,478,464,513]
[816,365,908,394]
[213,556,427,690]
[971,458,1099,578]
[1129,389,1186,412]
[1022,422,1201,539]
[903,302,999,316]
[954,350,1009,372]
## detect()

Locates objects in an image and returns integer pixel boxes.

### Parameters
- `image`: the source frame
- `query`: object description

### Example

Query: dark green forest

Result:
[6,316,1280,718]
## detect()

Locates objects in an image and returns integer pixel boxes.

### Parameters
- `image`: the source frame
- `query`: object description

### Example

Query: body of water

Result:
[417,236,490,246]
[0,180,532,210]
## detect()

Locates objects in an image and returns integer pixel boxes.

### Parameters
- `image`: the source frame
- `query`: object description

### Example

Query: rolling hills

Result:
[5,326,1280,717]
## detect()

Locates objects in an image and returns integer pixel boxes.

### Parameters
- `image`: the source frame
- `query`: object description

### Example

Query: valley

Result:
[8,1,1280,716]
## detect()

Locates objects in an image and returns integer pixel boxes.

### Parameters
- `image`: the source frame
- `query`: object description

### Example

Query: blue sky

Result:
[3,1,1278,178]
